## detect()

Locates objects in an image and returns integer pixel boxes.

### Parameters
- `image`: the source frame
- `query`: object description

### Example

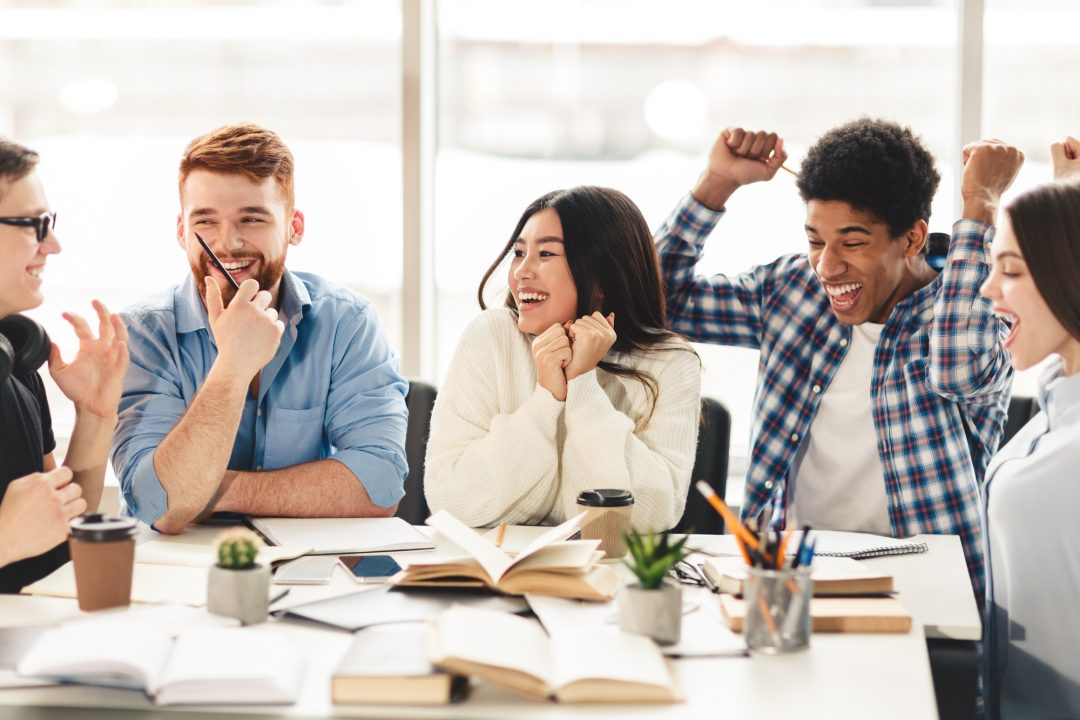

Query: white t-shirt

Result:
[791,322,891,535]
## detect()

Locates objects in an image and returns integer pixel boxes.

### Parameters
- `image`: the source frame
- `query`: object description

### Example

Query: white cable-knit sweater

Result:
[424,307,701,531]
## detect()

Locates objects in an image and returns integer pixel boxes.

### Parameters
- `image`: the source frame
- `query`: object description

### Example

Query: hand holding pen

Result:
[204,277,284,382]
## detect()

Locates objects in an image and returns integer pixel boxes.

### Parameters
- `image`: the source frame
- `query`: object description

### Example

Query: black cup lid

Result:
[576,489,634,507]
[69,513,138,542]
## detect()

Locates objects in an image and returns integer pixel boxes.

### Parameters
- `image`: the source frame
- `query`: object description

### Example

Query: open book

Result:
[429,606,680,703]
[702,556,895,597]
[390,510,619,601]
[16,606,304,705]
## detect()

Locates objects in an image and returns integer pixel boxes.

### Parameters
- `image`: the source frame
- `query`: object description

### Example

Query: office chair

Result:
[672,396,731,535]
[395,379,437,526]
[1001,395,1039,446]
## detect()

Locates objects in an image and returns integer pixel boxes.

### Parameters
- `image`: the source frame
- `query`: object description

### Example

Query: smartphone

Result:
[273,555,338,585]
[338,554,403,584]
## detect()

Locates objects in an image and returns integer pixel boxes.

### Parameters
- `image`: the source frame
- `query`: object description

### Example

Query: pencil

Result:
[495,522,506,548]
[195,231,241,291]
[695,481,771,563]
[780,164,799,178]
[776,528,794,570]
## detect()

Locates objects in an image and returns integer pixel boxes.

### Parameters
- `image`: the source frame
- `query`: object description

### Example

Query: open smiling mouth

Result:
[211,259,255,281]
[518,291,549,309]
[825,282,863,312]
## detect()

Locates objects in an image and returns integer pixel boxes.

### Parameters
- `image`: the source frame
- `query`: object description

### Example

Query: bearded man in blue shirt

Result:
[656,118,1022,596]
[111,124,408,534]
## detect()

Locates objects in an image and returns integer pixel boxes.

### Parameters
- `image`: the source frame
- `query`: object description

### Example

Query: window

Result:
[0,0,402,436]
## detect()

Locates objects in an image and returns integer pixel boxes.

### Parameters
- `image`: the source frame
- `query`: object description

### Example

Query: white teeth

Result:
[28,268,42,277]
[825,282,863,297]
[519,292,549,303]
[222,261,253,271]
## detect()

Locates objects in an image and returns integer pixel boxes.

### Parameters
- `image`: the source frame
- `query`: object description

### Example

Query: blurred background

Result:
[2,0,1077,496]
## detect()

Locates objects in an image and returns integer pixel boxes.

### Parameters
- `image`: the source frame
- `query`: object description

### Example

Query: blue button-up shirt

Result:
[111,270,409,526]
[656,193,1012,598]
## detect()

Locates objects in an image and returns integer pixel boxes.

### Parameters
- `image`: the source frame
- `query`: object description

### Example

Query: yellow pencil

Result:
[695,481,772,564]
[495,522,506,548]
[780,164,799,178]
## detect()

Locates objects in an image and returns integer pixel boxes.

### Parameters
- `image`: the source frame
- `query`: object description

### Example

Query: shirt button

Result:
[256,465,262,471]
[764,480,774,490]
[791,432,799,442]
[812,384,822,394]
[839,338,848,347]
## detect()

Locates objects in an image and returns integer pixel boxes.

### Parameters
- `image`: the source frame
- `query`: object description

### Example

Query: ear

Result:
[903,219,929,259]
[176,214,186,250]
[288,209,305,247]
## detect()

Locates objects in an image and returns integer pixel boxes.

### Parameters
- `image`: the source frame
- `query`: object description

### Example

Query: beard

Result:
[190,250,287,308]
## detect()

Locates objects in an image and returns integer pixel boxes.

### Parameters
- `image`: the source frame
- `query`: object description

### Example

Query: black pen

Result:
[195,231,241,291]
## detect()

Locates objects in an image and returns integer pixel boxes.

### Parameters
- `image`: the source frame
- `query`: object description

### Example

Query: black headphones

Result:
[0,315,51,386]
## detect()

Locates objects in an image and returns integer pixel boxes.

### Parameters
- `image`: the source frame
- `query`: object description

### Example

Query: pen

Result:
[495,522,506,548]
[195,231,241,291]
[269,587,290,605]
[791,526,812,569]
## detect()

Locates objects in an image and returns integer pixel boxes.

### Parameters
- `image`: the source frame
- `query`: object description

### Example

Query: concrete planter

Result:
[617,580,682,645]
[207,563,270,625]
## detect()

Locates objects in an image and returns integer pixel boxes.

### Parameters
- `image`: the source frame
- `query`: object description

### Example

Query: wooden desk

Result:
[0,526,965,719]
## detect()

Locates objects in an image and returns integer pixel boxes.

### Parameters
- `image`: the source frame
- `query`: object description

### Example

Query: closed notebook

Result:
[332,623,468,705]
[250,516,434,555]
[718,594,912,634]
[702,556,895,597]
[429,606,680,704]
[390,510,619,601]
[17,608,303,705]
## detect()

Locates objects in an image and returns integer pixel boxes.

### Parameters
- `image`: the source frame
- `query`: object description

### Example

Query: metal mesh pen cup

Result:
[743,565,812,653]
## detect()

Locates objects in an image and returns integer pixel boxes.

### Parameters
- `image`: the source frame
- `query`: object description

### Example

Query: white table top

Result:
[0,524,973,719]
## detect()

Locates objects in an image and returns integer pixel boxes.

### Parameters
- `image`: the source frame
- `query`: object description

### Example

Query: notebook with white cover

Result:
[250,516,434,554]
[796,530,928,559]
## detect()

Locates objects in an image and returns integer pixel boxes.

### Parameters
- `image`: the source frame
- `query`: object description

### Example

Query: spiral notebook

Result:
[798,531,928,560]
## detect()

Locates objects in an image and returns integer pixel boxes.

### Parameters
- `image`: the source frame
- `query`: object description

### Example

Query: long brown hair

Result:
[478,186,694,424]
[1005,179,1080,342]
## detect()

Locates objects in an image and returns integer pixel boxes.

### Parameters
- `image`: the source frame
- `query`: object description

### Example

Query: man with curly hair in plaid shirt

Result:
[656,118,1023,596]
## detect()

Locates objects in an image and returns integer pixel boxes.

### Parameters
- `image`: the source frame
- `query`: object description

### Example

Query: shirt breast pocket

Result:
[263,406,328,471]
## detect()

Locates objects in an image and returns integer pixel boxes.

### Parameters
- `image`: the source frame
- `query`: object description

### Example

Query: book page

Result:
[425,511,513,582]
[509,513,588,572]
[136,542,309,568]
[23,562,210,606]
[154,627,304,705]
[550,630,672,690]
[432,606,553,688]
[506,541,600,573]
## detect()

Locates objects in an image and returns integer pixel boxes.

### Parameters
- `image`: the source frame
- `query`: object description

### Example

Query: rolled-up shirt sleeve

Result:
[324,302,409,508]
[110,312,187,526]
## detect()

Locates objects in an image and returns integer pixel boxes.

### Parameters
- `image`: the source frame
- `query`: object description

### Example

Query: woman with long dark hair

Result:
[424,186,700,530]
[978,141,1080,719]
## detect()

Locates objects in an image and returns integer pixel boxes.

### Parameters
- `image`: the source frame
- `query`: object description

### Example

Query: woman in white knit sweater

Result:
[424,186,701,531]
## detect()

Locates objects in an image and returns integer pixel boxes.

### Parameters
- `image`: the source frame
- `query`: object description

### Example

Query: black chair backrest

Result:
[395,379,437,525]
[672,396,731,535]
[1001,395,1040,447]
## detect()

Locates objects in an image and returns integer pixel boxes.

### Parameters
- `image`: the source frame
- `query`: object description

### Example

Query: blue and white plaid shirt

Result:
[656,193,1012,597]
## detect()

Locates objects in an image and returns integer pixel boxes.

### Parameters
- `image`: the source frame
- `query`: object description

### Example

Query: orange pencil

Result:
[495,522,507,548]
[695,481,772,564]
[776,528,795,570]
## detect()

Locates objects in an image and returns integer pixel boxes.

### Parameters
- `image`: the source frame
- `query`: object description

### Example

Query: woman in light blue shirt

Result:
[978,165,1080,719]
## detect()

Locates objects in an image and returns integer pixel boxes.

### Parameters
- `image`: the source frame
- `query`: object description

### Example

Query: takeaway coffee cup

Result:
[68,513,138,612]
[576,489,634,559]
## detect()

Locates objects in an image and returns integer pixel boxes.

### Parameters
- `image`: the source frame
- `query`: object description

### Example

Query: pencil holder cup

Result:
[743,565,812,654]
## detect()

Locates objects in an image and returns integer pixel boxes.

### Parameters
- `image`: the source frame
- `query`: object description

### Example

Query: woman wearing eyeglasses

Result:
[0,137,128,592]
[978,137,1080,719]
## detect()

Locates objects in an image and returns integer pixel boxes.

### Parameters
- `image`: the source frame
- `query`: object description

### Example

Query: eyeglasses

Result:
[0,212,57,243]
[670,560,712,590]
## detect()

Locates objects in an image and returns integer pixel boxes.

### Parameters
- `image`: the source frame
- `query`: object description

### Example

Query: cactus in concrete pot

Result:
[207,528,270,625]
[617,529,689,645]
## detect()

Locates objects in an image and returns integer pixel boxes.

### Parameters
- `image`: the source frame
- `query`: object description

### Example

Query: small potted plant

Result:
[617,529,689,645]
[207,528,269,625]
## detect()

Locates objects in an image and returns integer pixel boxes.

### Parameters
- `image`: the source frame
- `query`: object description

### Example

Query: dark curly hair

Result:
[796,118,940,239]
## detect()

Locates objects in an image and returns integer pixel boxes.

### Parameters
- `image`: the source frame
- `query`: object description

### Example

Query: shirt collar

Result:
[1036,356,1080,430]
[173,269,311,335]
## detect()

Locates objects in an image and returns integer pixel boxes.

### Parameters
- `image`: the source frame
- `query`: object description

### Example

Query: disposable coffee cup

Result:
[576,489,634,559]
[68,513,138,612]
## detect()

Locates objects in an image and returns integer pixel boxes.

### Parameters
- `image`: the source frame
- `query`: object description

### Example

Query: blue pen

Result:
[802,538,818,567]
